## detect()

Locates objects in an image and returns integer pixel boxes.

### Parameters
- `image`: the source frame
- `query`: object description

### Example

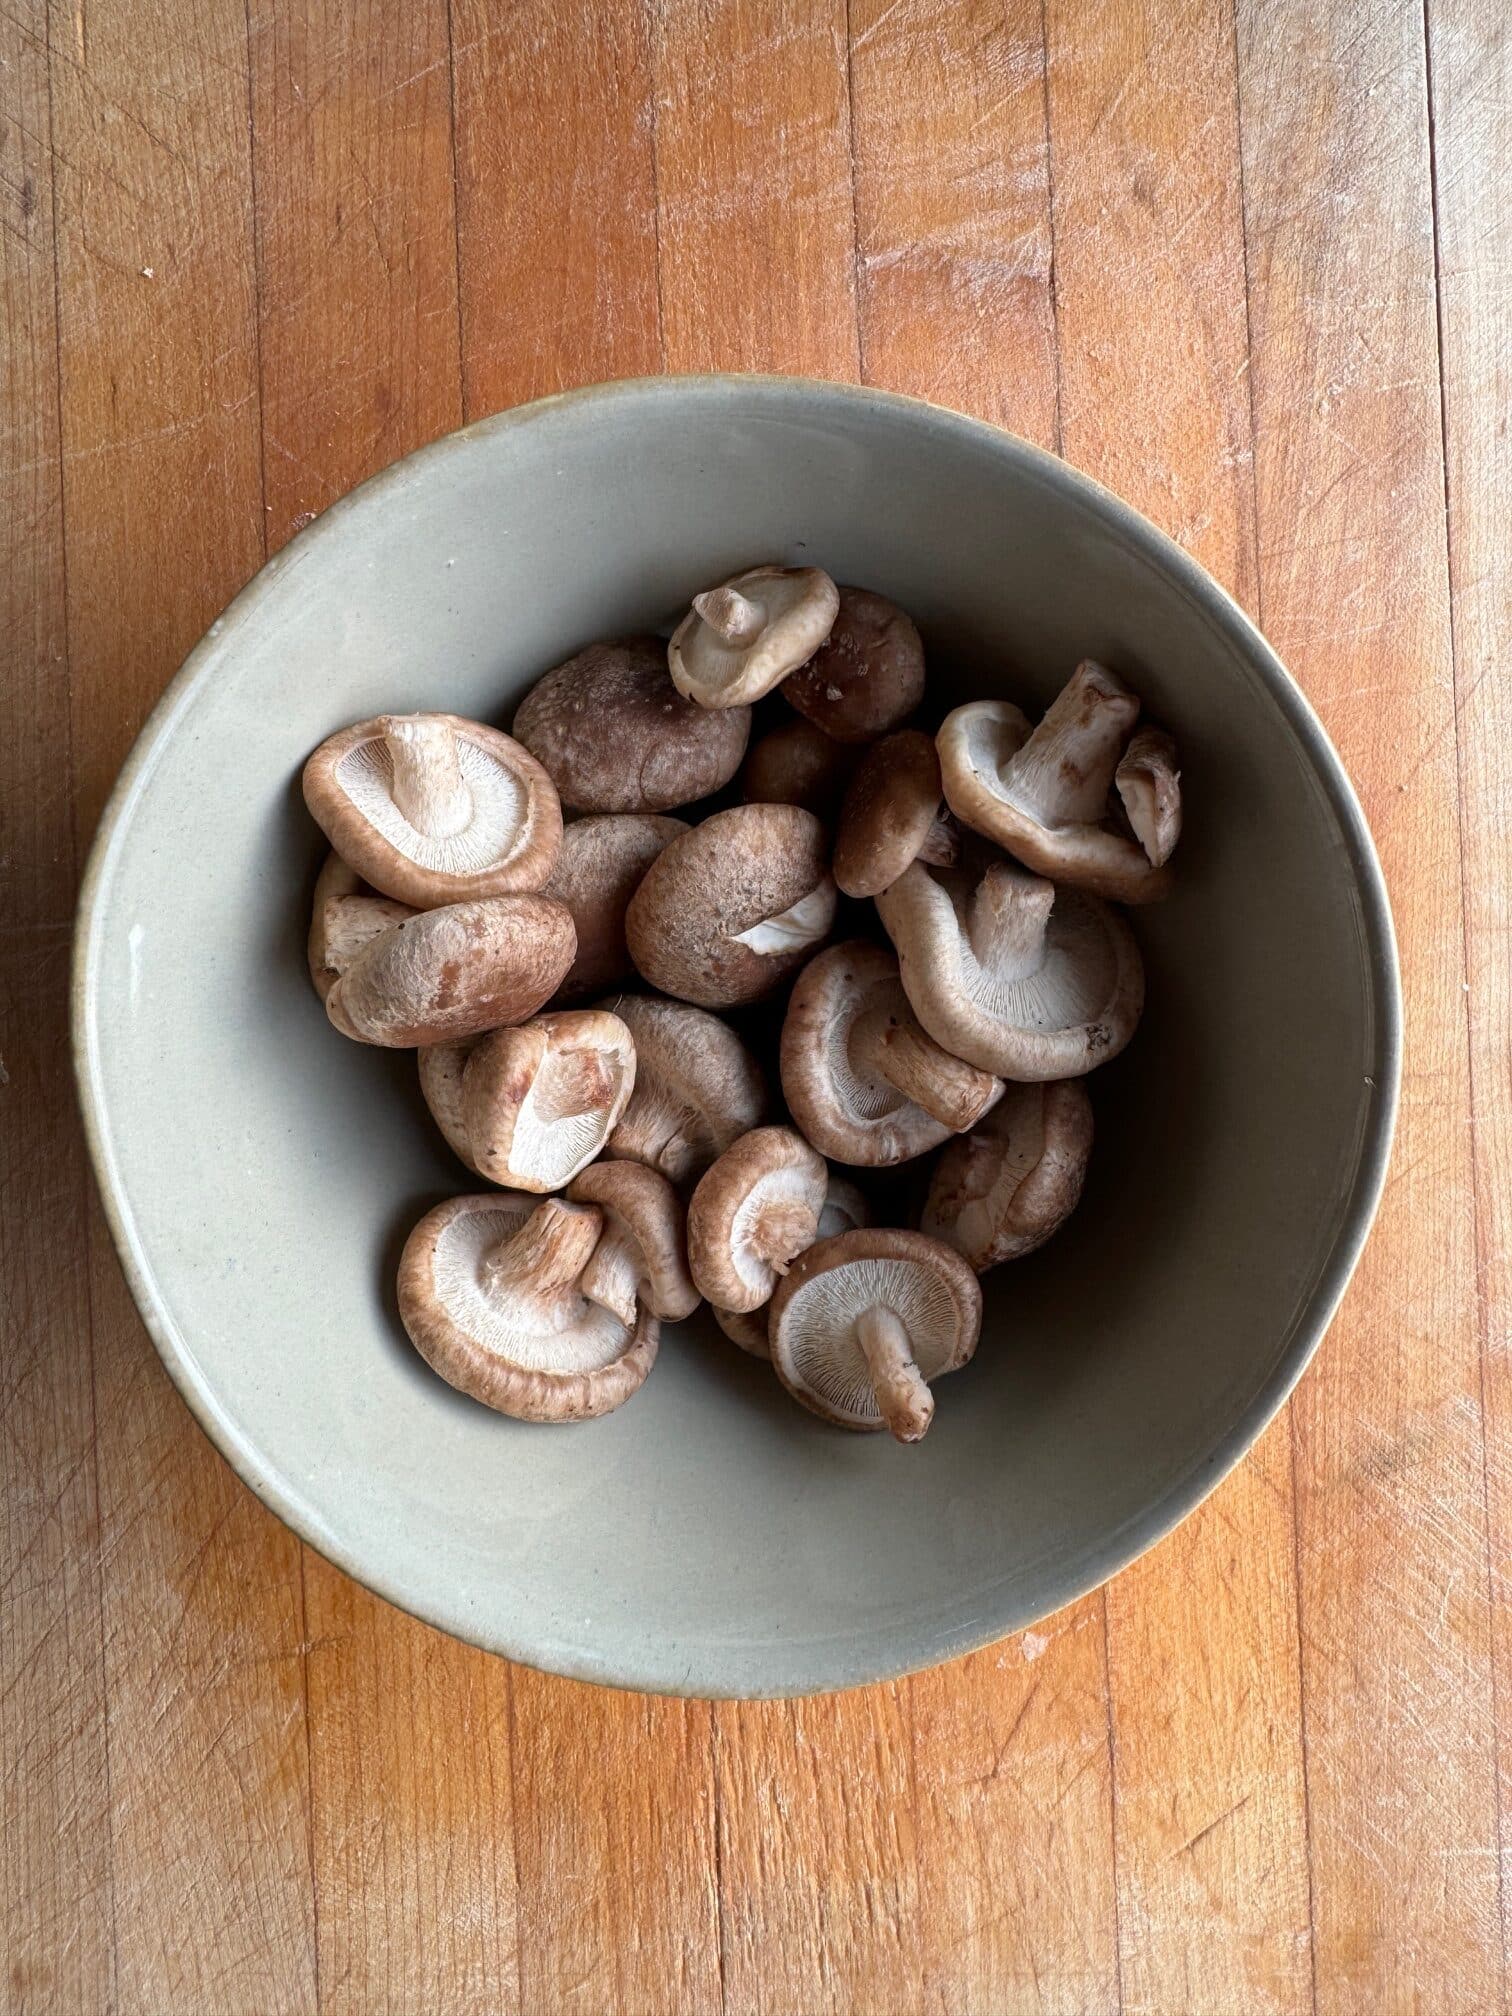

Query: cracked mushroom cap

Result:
[307,852,415,1002]
[625,804,837,1008]
[418,1036,481,1172]
[542,814,688,1001]
[461,1009,636,1192]
[303,713,562,909]
[937,662,1178,903]
[781,586,926,743]
[768,1229,982,1443]
[833,730,960,898]
[715,1170,869,1359]
[781,942,1002,1167]
[922,1079,1095,1269]
[600,995,767,1186]
[512,637,751,813]
[324,894,575,1047]
[566,1160,699,1325]
[669,565,840,708]
[398,1192,657,1422]
[740,717,858,817]
[875,860,1143,1080]
[687,1127,829,1314]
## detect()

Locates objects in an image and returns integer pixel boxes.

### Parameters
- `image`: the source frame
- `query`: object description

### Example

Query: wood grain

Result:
[2,0,1509,2008]
[1428,0,1512,1991]
[1237,0,1503,2007]
[0,9,114,2013]
[1043,2,1314,2007]
[48,0,319,2007]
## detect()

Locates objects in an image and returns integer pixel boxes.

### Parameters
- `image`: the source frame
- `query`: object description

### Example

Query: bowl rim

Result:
[71,372,1403,1698]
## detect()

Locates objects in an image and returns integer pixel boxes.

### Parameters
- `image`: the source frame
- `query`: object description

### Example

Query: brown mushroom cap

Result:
[567,1160,700,1325]
[782,586,926,743]
[686,1126,829,1313]
[740,718,858,817]
[768,1229,982,1443]
[461,1010,636,1192]
[542,814,688,1001]
[1115,727,1183,868]
[512,637,751,813]
[876,860,1144,1080]
[922,1079,1095,1269]
[418,1037,481,1172]
[669,565,839,709]
[600,995,767,1185]
[398,1192,657,1422]
[307,852,415,1002]
[713,1305,773,1358]
[625,804,837,1008]
[937,663,1177,903]
[324,894,575,1047]
[832,730,960,897]
[303,713,562,909]
[781,942,1001,1166]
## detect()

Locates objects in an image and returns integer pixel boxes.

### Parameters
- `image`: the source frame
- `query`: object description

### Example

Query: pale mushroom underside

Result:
[336,735,528,872]
[508,1051,625,1189]
[779,1260,962,1423]
[430,1201,632,1373]
[729,1163,825,1299]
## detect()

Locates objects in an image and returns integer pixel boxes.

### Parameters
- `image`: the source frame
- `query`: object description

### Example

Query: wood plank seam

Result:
[1420,5,1511,2002]
[1034,0,1066,458]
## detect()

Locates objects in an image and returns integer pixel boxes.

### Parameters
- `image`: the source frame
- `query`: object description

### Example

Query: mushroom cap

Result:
[462,1009,636,1191]
[768,1229,982,1435]
[324,894,576,1047]
[780,942,957,1167]
[307,852,415,1001]
[922,1079,1095,1269]
[625,804,837,1008]
[512,637,751,813]
[669,566,840,708]
[875,860,1144,1080]
[833,730,957,897]
[600,994,767,1185]
[418,1037,481,1172]
[740,717,858,817]
[398,1192,657,1422]
[818,1172,871,1241]
[686,1126,829,1313]
[937,665,1174,903]
[303,713,562,909]
[567,1160,700,1322]
[542,814,688,1001]
[782,586,926,743]
[713,1304,773,1359]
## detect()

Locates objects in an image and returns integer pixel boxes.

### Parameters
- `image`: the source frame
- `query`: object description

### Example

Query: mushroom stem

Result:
[1001,662,1139,827]
[915,814,960,869]
[849,1004,1001,1132]
[535,1046,617,1124]
[483,1198,602,1296]
[855,1307,935,1443]
[1115,726,1182,867]
[966,863,1055,976]
[384,715,474,838]
[693,584,765,646]
[320,893,412,975]
[748,1197,821,1276]
[578,1231,642,1329]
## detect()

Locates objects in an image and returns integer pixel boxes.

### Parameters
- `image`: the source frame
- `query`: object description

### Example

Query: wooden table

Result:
[3,1,1507,2009]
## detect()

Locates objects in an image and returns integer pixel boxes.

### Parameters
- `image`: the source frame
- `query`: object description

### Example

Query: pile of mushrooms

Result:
[301,568,1181,1441]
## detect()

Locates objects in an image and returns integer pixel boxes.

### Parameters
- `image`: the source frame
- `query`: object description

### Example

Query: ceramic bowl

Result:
[74,377,1399,1697]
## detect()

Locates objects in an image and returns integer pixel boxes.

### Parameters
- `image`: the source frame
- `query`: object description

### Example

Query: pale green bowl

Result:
[74,377,1399,1698]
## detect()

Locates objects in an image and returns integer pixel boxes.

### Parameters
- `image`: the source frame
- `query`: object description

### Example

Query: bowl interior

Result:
[76,378,1396,1696]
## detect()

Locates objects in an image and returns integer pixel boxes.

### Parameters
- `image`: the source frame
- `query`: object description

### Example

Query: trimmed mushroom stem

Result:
[855,1307,935,1443]
[749,1197,822,1277]
[1001,662,1139,827]
[578,1233,642,1329]
[1115,726,1182,867]
[320,893,412,974]
[536,1048,617,1123]
[915,815,960,869]
[849,1004,1001,1132]
[693,584,765,647]
[482,1198,602,1297]
[967,863,1055,976]
[384,715,474,838]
